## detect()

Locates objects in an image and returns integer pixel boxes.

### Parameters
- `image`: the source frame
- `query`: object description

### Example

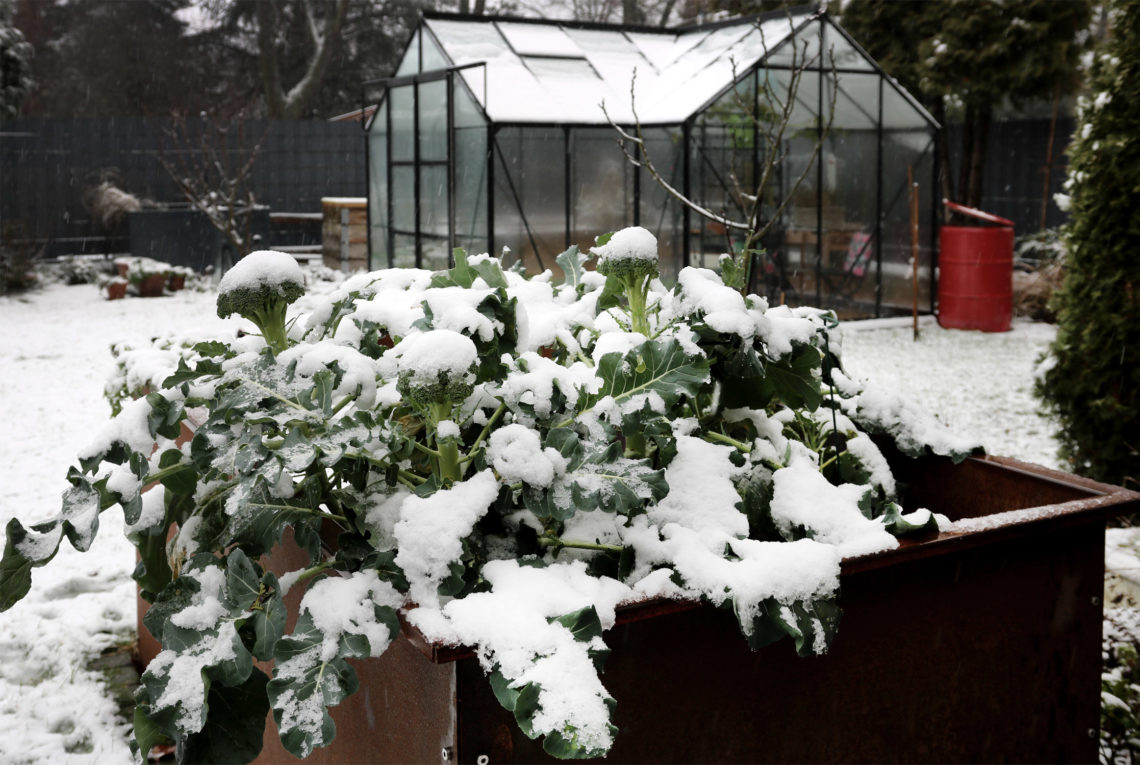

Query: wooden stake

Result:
[909,165,920,341]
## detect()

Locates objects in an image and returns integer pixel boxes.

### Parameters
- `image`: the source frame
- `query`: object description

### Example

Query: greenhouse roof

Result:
[413,8,879,126]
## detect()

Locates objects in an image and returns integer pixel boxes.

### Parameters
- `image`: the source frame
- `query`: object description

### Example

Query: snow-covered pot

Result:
[105,278,127,300]
[250,451,1139,764]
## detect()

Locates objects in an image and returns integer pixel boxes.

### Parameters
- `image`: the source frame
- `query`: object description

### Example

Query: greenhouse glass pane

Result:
[454,78,485,128]
[429,20,510,72]
[813,128,878,314]
[523,56,597,81]
[824,25,874,71]
[454,82,488,252]
[396,30,420,76]
[419,79,448,162]
[498,22,580,57]
[764,18,821,68]
[879,131,935,313]
[639,127,684,282]
[421,28,450,71]
[882,81,932,130]
[570,128,631,255]
[369,100,389,267]
[759,67,818,133]
[392,165,415,230]
[830,71,878,131]
[390,85,414,162]
[491,127,564,272]
[393,233,416,268]
[492,128,527,269]
[421,237,451,271]
[420,165,449,237]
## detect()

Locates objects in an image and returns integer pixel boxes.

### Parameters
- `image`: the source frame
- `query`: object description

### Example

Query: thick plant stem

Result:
[429,401,463,484]
[437,438,462,484]
[540,537,624,554]
[625,278,651,336]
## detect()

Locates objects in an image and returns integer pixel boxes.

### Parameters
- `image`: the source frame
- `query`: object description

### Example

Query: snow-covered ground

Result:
[0,281,1079,763]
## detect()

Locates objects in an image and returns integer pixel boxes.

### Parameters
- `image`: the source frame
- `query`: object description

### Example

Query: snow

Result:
[392,328,478,387]
[0,277,1093,764]
[591,226,659,264]
[300,571,401,662]
[394,470,501,607]
[217,249,305,297]
[0,283,234,763]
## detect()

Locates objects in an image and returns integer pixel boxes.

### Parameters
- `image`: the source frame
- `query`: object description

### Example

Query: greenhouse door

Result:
[385,74,452,270]
[370,67,489,270]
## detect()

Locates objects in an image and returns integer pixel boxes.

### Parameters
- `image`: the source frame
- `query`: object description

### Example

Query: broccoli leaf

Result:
[267,573,400,759]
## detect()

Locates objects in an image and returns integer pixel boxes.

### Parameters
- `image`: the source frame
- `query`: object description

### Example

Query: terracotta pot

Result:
[167,274,186,292]
[105,281,127,300]
[136,273,167,298]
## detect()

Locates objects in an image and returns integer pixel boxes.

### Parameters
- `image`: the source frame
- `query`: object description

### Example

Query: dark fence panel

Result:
[0,117,366,257]
[945,116,1076,237]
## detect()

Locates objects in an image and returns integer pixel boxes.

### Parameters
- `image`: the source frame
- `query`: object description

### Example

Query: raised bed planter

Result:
[241,453,1139,764]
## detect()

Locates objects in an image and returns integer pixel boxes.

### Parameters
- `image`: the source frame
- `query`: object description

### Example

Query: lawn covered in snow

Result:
[0,280,1062,763]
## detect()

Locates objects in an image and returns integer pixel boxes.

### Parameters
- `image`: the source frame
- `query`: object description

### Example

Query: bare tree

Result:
[604,17,837,288]
[154,114,267,265]
[256,0,349,119]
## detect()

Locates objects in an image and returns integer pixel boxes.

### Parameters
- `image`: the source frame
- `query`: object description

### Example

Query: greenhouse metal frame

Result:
[363,5,939,317]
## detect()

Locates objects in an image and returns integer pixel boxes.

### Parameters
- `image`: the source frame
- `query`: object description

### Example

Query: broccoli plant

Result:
[215,250,306,353]
[0,231,980,763]
[395,329,480,485]
[593,227,660,336]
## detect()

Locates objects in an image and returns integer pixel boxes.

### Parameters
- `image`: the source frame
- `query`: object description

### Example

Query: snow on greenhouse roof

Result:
[421,11,814,125]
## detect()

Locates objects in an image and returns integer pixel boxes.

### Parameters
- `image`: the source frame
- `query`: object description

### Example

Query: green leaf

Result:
[549,606,604,644]
[542,724,615,760]
[157,449,198,497]
[471,259,510,290]
[489,668,522,712]
[178,668,269,765]
[757,344,822,411]
[555,245,589,294]
[133,699,171,761]
[267,573,400,758]
[0,518,52,611]
[146,392,185,440]
[137,550,268,746]
[248,573,287,662]
[581,339,709,423]
[734,596,842,657]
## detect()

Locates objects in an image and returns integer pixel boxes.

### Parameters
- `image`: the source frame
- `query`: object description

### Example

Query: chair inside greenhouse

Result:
[364,6,939,318]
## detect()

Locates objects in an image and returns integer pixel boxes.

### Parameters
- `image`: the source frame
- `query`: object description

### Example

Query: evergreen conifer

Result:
[1037,0,1140,487]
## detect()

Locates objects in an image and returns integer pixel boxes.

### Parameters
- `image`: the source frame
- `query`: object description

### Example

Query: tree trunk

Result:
[256,0,286,118]
[964,104,991,210]
[956,102,975,207]
[623,0,645,24]
[257,0,350,119]
[934,98,954,217]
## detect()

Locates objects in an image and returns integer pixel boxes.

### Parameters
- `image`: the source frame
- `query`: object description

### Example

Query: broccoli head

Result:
[394,329,479,412]
[216,250,306,353]
[592,227,660,335]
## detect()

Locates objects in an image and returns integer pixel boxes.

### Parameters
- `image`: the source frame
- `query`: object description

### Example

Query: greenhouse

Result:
[364,6,939,317]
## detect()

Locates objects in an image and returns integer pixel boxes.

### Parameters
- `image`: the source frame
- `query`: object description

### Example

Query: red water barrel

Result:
[938,201,1014,332]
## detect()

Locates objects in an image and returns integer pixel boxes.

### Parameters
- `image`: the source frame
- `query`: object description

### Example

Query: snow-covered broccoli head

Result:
[395,329,479,409]
[216,250,306,353]
[593,226,660,283]
[592,226,659,335]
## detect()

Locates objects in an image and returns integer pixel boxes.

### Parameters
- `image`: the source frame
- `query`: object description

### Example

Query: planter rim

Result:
[401,454,1140,665]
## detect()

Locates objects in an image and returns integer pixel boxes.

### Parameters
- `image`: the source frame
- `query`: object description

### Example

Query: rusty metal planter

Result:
[236,453,1139,763]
